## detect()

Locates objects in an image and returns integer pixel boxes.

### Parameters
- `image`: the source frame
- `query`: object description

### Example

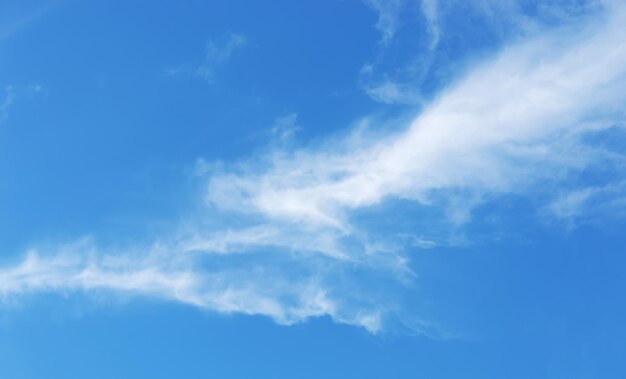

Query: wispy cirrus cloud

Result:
[0,236,391,333]
[360,0,605,105]
[169,32,246,83]
[2,1,626,334]
[270,113,301,143]
[210,1,626,231]
[546,179,626,227]
[363,0,406,45]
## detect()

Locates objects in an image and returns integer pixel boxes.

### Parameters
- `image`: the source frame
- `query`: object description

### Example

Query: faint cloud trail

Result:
[169,32,246,83]
[0,85,44,124]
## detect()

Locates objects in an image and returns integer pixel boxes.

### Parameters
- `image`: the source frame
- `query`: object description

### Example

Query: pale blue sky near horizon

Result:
[1,1,626,378]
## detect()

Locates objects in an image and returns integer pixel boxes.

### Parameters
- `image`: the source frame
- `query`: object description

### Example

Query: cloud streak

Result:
[0,238,389,332]
[0,1,57,41]
[2,1,626,333]
[0,87,16,123]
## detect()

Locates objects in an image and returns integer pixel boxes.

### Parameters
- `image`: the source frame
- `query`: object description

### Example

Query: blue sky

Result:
[1,0,626,377]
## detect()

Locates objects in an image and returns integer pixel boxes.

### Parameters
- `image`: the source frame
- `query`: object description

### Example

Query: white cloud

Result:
[2,2,626,333]
[209,2,626,230]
